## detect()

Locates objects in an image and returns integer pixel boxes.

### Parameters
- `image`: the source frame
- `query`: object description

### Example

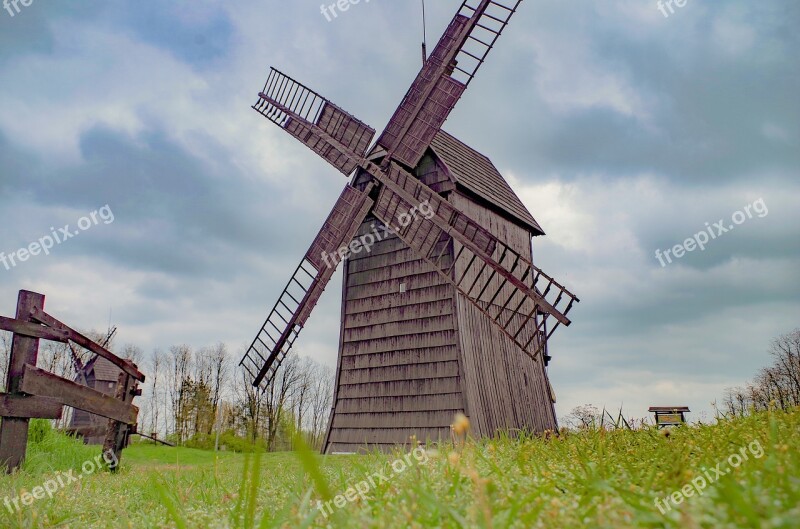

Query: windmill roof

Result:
[85,356,123,382]
[430,130,544,235]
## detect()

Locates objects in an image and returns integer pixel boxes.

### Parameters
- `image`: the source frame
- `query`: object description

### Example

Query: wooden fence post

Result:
[0,291,45,473]
[102,373,136,472]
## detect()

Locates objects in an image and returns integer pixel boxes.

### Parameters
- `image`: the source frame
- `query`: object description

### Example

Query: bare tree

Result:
[770,330,800,405]
[235,368,265,442]
[121,344,144,364]
[264,354,301,451]
[562,404,601,430]
[208,343,230,435]
[722,329,800,417]
[308,363,334,449]
[148,349,164,437]
[167,345,192,442]
[0,331,11,392]
[290,357,314,437]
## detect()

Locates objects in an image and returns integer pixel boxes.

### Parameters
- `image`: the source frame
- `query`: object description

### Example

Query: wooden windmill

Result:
[240,0,579,453]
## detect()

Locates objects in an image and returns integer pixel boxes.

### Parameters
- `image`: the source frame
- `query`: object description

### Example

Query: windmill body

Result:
[240,0,578,453]
[325,131,557,452]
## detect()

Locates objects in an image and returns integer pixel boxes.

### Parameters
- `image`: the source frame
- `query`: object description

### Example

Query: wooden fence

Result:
[0,290,145,473]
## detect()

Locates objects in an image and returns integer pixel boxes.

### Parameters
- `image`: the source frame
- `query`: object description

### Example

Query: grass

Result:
[0,408,798,528]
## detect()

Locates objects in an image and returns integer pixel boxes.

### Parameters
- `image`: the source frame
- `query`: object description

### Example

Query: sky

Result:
[0,0,798,424]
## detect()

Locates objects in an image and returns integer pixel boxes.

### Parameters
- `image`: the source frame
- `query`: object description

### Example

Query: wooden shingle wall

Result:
[324,217,466,453]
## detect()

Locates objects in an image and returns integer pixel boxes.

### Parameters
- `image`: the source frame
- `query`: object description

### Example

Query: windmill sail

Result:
[450,0,524,87]
[366,162,577,361]
[375,15,468,169]
[377,0,524,169]
[240,185,374,390]
[253,68,376,176]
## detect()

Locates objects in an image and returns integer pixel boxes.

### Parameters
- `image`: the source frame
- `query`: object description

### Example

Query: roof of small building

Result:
[430,130,544,235]
[84,356,123,383]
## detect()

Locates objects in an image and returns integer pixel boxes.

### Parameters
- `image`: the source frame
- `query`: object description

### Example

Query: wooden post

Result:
[102,373,135,472]
[0,291,45,473]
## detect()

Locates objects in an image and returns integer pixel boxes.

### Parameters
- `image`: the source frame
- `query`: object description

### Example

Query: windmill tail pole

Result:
[421,0,427,65]
[134,431,175,447]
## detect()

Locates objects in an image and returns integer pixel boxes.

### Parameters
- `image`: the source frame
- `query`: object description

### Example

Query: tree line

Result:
[720,329,800,418]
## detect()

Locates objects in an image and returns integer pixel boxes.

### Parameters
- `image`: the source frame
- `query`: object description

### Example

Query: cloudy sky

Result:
[1,0,798,423]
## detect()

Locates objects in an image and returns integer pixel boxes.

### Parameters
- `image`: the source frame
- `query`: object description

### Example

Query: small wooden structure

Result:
[0,290,144,473]
[68,356,127,444]
[649,406,690,428]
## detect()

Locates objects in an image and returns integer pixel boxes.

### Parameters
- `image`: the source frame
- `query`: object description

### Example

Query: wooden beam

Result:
[0,290,44,473]
[20,364,138,424]
[0,315,69,342]
[103,373,136,471]
[29,307,145,382]
[0,394,63,419]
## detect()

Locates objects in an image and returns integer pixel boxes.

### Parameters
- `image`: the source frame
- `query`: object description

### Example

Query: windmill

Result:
[240,0,579,452]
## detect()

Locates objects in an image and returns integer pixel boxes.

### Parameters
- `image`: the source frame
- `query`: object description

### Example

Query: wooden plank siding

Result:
[450,192,558,437]
[325,217,466,453]
[328,427,453,446]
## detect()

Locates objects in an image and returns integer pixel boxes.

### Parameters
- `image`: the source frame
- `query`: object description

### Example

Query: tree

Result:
[235,368,265,442]
[722,329,800,417]
[308,363,334,449]
[121,344,144,364]
[263,355,301,451]
[147,349,164,437]
[562,404,600,430]
[0,331,10,392]
[167,345,192,442]
[207,343,230,435]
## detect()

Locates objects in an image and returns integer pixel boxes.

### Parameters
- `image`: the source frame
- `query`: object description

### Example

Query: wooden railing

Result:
[0,290,145,473]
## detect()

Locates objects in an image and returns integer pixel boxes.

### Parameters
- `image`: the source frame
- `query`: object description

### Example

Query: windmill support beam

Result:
[29,307,145,382]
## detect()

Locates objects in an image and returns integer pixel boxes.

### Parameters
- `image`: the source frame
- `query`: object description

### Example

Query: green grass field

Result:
[0,408,798,528]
